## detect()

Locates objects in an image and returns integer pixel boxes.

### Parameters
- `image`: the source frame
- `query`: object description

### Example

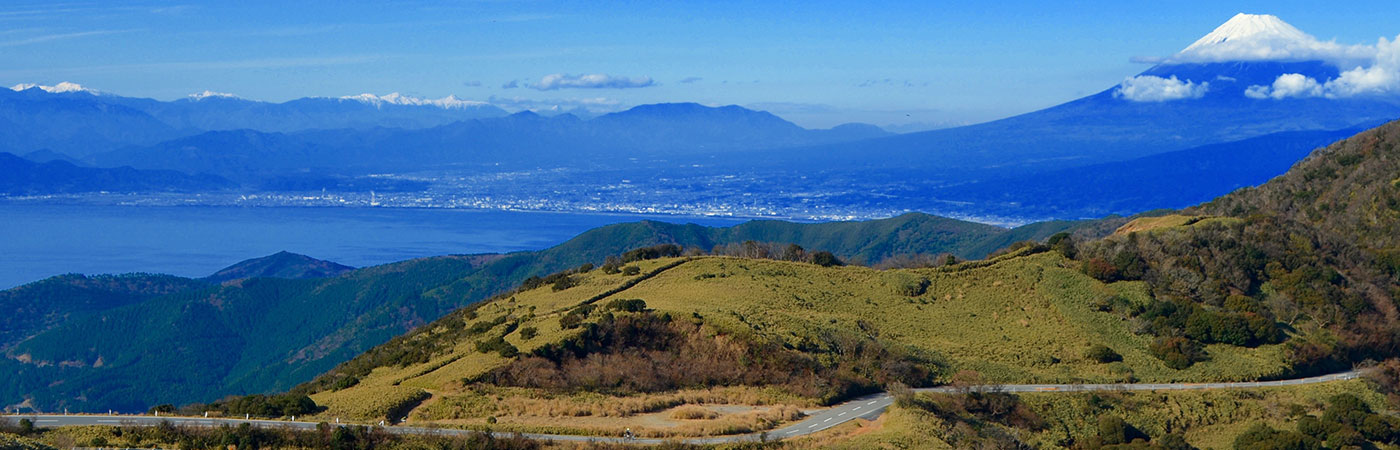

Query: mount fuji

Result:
[781,14,1400,179]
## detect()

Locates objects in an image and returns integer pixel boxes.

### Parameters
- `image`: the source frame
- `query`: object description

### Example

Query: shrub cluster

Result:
[520,272,576,292]
[1235,394,1400,449]
[622,244,684,263]
[1083,414,1190,449]
[901,391,1042,448]
[476,335,520,358]
[604,298,647,312]
[1091,296,1283,369]
[206,393,321,418]
[708,241,844,267]
[1085,345,1122,364]
[482,311,940,405]
[1148,337,1207,370]
[1138,300,1282,347]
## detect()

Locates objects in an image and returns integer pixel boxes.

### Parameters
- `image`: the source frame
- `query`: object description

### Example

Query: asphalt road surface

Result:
[3,370,1363,445]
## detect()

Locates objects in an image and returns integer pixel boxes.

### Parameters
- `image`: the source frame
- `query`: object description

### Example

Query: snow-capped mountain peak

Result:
[1182,13,1309,53]
[188,90,240,100]
[1169,13,1372,65]
[10,82,98,94]
[339,92,489,110]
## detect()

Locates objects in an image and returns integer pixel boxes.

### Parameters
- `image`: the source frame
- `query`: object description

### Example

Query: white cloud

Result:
[1114,75,1210,102]
[1323,36,1400,97]
[486,95,625,115]
[1246,36,1400,100]
[1244,73,1324,99]
[1174,35,1373,66]
[530,73,654,91]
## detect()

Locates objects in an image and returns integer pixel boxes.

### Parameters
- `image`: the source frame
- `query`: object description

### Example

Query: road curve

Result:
[2,370,1364,445]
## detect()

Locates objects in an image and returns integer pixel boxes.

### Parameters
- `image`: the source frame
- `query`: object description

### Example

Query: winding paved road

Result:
[3,370,1363,445]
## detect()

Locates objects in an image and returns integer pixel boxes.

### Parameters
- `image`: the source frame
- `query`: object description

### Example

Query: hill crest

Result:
[203,251,355,283]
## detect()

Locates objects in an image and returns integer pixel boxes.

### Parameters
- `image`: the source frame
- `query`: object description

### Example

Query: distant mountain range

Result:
[86,104,891,180]
[0,85,507,159]
[0,152,235,195]
[4,14,1399,224]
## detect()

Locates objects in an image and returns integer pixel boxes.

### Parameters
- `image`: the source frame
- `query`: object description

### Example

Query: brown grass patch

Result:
[1113,215,1205,235]
[669,405,720,420]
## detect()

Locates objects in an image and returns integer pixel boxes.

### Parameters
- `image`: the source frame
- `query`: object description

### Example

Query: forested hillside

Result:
[0,273,208,348]
[1073,119,1400,374]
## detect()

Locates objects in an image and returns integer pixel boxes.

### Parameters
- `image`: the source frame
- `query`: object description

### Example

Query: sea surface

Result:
[0,204,749,289]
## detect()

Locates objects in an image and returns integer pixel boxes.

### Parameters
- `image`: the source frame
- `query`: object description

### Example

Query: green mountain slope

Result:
[0,273,208,348]
[1,256,485,412]
[203,251,356,283]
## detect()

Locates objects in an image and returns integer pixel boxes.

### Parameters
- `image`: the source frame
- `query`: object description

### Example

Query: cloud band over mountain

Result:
[530,73,655,91]
[1115,75,1210,102]
[1245,36,1400,99]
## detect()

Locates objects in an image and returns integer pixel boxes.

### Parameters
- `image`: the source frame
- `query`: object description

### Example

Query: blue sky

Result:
[2,1,1397,128]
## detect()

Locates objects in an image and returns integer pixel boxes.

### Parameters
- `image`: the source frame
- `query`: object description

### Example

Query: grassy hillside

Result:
[294,249,1288,438]
[3,212,1086,413]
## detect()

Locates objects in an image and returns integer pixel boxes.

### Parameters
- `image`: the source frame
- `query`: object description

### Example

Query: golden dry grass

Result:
[669,405,720,420]
[1114,215,1204,235]
[798,379,1388,449]
[317,252,1291,436]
